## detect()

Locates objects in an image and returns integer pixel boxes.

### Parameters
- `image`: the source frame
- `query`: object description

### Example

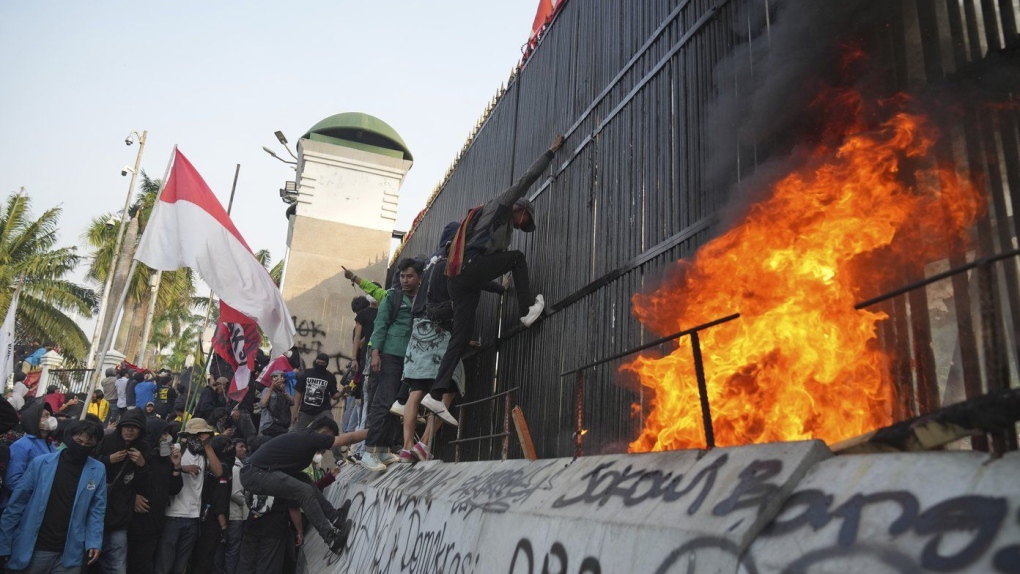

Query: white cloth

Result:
[114,377,129,409]
[166,449,205,518]
[229,459,247,521]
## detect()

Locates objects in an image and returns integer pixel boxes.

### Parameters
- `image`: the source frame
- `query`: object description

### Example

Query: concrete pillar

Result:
[281,113,413,366]
[36,349,65,397]
[101,349,126,374]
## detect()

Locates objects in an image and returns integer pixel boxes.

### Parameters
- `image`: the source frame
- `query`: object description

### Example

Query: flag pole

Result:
[184,163,241,417]
[1,273,26,388]
[81,145,178,420]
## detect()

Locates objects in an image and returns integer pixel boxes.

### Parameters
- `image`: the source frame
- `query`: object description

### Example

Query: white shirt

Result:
[114,377,129,409]
[166,449,205,518]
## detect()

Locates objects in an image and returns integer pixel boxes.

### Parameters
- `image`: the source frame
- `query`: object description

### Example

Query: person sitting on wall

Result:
[427,134,564,407]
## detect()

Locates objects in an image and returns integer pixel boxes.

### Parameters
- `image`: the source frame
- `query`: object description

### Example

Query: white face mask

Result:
[159,436,173,457]
[312,453,323,465]
[42,417,58,432]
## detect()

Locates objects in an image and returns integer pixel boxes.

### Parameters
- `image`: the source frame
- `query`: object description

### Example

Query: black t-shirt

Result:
[246,429,333,476]
[245,496,296,537]
[295,370,337,416]
[152,385,177,418]
[355,308,378,356]
[36,452,84,552]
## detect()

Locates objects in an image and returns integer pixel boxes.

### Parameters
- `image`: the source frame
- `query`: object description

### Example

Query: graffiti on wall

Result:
[320,451,1020,574]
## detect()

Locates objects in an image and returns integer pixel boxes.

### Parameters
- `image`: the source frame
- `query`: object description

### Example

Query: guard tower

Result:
[280,113,413,366]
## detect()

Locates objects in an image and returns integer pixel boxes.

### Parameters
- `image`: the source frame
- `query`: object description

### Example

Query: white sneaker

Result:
[377,451,400,466]
[389,401,405,417]
[359,451,386,472]
[421,394,459,427]
[520,294,545,327]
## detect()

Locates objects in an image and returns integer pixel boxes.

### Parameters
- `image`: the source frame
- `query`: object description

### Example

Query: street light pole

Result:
[87,130,147,370]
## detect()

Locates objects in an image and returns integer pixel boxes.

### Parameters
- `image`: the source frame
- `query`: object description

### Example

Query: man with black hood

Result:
[128,418,183,574]
[0,419,106,573]
[1,401,58,510]
[292,353,340,430]
[95,407,149,573]
[430,135,564,402]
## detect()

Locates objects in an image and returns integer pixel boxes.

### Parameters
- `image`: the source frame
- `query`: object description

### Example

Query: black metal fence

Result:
[397,0,1020,460]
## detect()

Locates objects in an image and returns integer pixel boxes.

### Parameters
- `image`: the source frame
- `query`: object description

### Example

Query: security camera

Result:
[121,165,134,177]
[125,138,133,146]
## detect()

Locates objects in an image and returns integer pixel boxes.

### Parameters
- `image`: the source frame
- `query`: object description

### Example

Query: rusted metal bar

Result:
[690,331,715,450]
[575,371,584,458]
[502,392,511,460]
[456,386,520,408]
[449,432,510,445]
[560,313,740,376]
[855,248,1020,310]
[511,406,538,461]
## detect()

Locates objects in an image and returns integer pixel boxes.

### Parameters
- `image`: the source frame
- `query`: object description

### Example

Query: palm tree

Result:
[82,173,197,364]
[0,191,98,363]
[254,249,284,286]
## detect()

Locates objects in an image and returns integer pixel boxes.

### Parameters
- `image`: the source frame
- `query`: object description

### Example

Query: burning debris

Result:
[624,40,991,452]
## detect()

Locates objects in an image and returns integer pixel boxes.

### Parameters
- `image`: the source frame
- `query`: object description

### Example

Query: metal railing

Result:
[560,314,740,454]
[48,369,96,395]
[451,386,520,462]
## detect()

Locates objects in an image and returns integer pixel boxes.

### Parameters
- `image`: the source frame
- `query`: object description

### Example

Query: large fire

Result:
[624,68,984,452]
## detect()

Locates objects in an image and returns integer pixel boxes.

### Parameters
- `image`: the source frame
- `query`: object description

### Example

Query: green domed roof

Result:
[302,112,412,161]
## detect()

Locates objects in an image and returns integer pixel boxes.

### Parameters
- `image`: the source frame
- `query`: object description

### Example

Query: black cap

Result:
[315,352,330,363]
[513,198,537,232]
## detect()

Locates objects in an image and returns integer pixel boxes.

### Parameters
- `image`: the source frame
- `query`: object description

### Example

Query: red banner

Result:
[211,303,262,402]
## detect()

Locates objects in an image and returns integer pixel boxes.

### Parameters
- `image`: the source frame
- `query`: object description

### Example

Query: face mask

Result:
[42,417,58,432]
[159,436,173,457]
[63,438,94,464]
[312,453,323,465]
[187,440,205,455]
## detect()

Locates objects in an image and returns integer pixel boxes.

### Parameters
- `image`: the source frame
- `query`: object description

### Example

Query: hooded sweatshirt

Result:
[132,418,183,537]
[1,402,56,507]
[96,408,150,530]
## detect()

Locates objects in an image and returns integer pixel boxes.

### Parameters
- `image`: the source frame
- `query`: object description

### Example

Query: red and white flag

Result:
[255,354,294,388]
[135,148,296,361]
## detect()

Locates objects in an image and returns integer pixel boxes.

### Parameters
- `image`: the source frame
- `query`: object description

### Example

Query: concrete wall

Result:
[301,444,1020,573]
[281,139,412,365]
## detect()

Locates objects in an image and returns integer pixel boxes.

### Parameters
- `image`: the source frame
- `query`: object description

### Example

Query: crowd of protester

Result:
[0,134,563,573]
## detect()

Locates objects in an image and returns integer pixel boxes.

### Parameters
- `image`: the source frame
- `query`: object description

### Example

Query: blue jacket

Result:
[134,381,156,408]
[1,434,56,508]
[0,452,107,569]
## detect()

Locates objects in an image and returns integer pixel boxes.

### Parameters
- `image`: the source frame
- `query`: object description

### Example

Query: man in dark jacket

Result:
[195,378,227,421]
[128,418,183,574]
[259,371,292,438]
[151,375,177,420]
[430,135,563,401]
[95,408,150,574]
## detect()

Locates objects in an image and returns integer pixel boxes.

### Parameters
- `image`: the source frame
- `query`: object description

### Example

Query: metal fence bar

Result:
[449,432,511,445]
[560,313,740,376]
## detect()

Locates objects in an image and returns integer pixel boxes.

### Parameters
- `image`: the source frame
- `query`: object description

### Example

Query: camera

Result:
[121,165,134,177]
[125,138,133,146]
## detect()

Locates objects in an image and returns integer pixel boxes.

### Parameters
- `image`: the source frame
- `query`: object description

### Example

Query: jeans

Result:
[432,250,533,397]
[7,550,78,574]
[223,520,244,574]
[292,409,332,432]
[240,467,337,538]
[97,528,128,574]
[341,396,361,433]
[364,354,404,449]
[154,516,199,574]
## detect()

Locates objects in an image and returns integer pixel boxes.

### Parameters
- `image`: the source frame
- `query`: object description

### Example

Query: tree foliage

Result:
[0,191,97,363]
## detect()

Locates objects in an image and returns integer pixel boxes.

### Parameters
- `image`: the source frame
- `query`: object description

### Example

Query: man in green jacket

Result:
[360,257,423,472]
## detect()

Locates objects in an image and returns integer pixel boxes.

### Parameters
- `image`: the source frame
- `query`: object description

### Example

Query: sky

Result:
[0,1,539,338]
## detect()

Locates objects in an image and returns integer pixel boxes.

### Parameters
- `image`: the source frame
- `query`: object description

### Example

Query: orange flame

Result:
[624,85,983,452]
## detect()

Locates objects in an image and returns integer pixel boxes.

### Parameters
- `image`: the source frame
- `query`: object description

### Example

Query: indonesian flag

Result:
[135,149,296,399]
